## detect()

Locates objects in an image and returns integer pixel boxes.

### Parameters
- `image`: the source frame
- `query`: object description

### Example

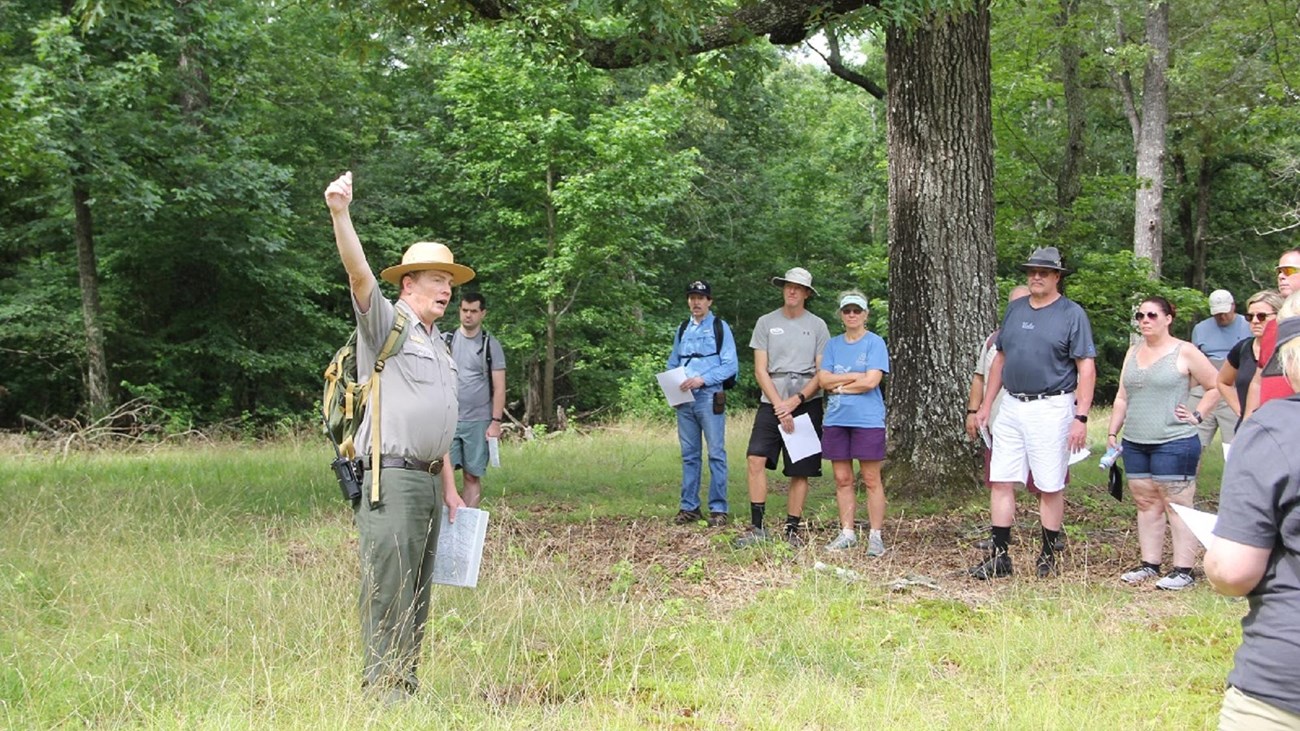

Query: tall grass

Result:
[1,415,1240,729]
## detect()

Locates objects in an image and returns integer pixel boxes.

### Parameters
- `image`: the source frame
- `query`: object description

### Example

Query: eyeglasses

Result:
[1277,265,1300,277]
[1134,311,1162,321]
[1247,312,1275,322]
[841,307,865,315]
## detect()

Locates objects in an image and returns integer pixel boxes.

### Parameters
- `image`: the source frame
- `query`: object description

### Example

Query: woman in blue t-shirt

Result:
[817,290,891,556]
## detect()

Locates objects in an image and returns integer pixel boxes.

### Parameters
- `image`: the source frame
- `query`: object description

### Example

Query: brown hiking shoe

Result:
[707,512,729,527]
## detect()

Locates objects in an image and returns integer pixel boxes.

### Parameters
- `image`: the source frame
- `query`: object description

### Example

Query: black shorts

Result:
[746,399,824,477]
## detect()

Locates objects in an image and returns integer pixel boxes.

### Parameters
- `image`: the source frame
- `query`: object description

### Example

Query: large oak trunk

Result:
[884,6,997,493]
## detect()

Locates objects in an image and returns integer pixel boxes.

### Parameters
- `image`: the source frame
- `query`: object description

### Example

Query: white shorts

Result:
[988,391,1073,493]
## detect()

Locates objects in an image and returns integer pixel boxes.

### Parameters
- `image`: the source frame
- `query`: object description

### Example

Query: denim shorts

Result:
[1120,434,1201,481]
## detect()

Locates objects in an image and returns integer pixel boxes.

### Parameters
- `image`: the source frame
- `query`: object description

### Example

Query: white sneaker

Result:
[1156,570,1195,591]
[867,534,886,557]
[826,532,858,551]
[1121,565,1160,584]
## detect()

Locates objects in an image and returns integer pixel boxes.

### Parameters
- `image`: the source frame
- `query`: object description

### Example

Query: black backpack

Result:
[443,329,498,399]
[675,317,737,390]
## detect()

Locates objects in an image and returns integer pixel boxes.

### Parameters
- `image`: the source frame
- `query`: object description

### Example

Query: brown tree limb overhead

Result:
[809,30,885,99]
[576,0,882,68]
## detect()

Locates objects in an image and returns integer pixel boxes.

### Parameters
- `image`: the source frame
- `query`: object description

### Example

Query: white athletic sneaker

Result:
[1121,565,1160,584]
[826,531,858,551]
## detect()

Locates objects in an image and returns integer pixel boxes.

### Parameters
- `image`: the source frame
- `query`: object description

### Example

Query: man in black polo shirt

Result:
[972,247,1096,579]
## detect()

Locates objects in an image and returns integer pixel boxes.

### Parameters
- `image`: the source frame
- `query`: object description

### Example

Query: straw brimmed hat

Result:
[380,241,475,286]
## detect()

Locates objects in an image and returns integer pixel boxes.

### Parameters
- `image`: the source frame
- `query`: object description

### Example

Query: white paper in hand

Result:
[656,367,694,407]
[778,413,822,463]
[1068,448,1091,466]
[1170,503,1218,549]
[432,506,489,588]
[487,436,501,468]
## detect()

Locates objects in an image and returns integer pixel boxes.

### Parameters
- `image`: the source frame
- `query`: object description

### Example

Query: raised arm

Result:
[324,171,377,311]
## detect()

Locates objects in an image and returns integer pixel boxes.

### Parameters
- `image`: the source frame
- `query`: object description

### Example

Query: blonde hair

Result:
[1246,289,1284,313]
[1280,292,1300,320]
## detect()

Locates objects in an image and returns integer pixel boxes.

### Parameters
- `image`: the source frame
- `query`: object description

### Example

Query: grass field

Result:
[1,414,1242,729]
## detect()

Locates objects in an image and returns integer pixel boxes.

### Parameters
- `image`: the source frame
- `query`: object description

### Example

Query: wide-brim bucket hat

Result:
[380,241,476,286]
[771,267,817,296]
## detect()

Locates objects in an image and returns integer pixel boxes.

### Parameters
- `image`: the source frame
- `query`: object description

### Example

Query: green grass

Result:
[0,416,1241,729]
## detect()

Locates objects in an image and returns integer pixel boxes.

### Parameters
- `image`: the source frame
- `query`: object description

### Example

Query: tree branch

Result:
[806,29,885,99]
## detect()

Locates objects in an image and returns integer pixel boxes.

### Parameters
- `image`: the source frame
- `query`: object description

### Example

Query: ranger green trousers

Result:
[354,467,442,692]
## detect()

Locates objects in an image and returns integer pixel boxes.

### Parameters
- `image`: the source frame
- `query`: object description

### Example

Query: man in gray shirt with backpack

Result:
[445,292,506,508]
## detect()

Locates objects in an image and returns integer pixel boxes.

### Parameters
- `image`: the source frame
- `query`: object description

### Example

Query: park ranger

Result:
[325,170,469,704]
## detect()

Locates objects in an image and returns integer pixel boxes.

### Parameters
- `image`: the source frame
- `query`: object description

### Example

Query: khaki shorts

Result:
[1220,686,1300,731]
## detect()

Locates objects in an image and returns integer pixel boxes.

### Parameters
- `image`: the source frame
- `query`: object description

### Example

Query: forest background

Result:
[2,0,1297,489]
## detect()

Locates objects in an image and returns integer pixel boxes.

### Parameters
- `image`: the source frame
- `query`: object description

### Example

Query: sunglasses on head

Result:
[1277,265,1300,277]
[1247,312,1274,322]
[1134,310,1163,321]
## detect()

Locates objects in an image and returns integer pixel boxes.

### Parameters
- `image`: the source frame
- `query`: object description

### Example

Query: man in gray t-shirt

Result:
[973,247,1096,580]
[447,292,506,508]
[735,266,830,548]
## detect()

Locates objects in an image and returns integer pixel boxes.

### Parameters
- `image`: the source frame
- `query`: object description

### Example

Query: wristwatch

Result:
[796,393,807,404]
[1074,414,1088,424]
[1192,410,1203,424]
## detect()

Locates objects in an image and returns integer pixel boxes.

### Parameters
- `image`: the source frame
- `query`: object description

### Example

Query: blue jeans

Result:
[677,390,728,513]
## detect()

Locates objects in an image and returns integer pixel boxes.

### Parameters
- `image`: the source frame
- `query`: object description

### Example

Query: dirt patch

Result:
[481,498,1170,610]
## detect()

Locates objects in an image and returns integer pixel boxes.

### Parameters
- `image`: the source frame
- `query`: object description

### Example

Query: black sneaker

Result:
[673,509,703,525]
[1036,553,1057,578]
[707,512,730,527]
[968,552,1013,580]
[783,527,806,548]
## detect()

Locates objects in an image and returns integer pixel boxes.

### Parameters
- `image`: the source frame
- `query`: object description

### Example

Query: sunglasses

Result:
[1247,312,1275,322]
[841,307,865,315]
[1277,265,1300,276]
[1134,311,1163,321]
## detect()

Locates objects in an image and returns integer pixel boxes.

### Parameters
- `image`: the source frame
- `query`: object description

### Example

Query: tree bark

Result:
[72,176,112,419]
[542,163,558,428]
[1131,0,1169,277]
[1053,0,1084,237]
[884,5,997,492]
[1175,153,1214,291]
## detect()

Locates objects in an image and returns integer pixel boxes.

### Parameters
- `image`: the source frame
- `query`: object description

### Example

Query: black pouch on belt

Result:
[712,390,725,414]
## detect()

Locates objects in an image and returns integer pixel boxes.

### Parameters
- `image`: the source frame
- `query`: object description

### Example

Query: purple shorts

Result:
[822,426,886,462]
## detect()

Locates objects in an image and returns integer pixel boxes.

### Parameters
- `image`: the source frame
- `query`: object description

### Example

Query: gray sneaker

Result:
[866,534,886,557]
[734,526,772,548]
[1156,570,1195,591]
[826,532,858,551]
[1120,565,1160,584]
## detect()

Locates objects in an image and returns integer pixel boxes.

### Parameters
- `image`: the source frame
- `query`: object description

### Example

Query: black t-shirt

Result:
[1226,337,1258,426]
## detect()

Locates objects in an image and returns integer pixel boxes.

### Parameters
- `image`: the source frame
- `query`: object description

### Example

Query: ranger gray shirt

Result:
[750,309,830,403]
[449,329,506,422]
[353,288,457,462]
[1214,395,1300,715]
[996,295,1096,395]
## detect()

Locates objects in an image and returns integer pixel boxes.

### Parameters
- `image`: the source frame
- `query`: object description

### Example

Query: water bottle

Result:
[1099,445,1122,470]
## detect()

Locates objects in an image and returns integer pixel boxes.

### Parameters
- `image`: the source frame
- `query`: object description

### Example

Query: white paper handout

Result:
[779,413,822,463]
[1170,503,1218,549]
[1068,448,1091,466]
[487,436,501,468]
[432,506,490,588]
[656,367,695,407]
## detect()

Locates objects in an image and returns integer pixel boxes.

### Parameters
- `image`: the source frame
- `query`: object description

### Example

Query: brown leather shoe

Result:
[673,509,703,525]
[707,512,729,527]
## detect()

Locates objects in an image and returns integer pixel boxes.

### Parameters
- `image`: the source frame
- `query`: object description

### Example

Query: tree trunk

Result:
[884,5,997,493]
[1053,0,1084,237]
[72,176,112,419]
[542,163,558,428]
[1131,0,1169,277]
[1174,153,1214,291]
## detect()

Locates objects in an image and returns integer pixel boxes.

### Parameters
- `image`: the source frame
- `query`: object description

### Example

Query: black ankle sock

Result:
[751,502,765,529]
[785,514,802,534]
[1041,527,1061,556]
[991,526,1012,554]
[1142,561,1161,572]
[1173,566,1193,576]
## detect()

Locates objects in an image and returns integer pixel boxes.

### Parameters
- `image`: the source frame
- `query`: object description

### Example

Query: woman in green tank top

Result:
[1106,296,1221,591]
